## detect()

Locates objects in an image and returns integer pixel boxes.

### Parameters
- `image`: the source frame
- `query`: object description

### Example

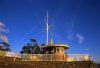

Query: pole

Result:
[46,11,49,46]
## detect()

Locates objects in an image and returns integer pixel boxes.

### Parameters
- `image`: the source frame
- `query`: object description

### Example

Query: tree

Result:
[40,44,46,54]
[0,42,11,52]
[20,38,41,54]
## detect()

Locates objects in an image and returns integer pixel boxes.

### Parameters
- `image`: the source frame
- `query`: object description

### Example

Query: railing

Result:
[6,52,22,58]
[22,54,90,61]
[67,54,90,62]
[0,51,90,62]
[22,54,66,61]
[0,51,21,58]
[0,51,6,56]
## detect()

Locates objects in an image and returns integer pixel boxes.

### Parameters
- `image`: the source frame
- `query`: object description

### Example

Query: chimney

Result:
[49,39,53,46]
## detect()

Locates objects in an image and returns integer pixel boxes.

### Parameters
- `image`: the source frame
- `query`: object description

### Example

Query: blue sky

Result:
[0,0,100,63]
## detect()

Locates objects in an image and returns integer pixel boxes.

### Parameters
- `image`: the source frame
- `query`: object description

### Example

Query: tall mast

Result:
[46,11,49,46]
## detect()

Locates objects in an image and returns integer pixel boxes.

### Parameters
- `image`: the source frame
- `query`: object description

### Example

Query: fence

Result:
[22,54,66,61]
[22,54,90,61]
[0,51,21,58]
[67,54,90,62]
[0,51,90,62]
[0,51,6,56]
[6,52,22,58]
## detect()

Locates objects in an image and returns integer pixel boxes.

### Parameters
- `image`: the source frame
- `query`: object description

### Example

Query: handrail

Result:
[0,51,90,61]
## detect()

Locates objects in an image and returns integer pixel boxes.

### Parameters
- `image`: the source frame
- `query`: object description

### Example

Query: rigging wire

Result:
[31,30,45,52]
[38,29,45,44]
[11,21,41,52]
[12,29,44,52]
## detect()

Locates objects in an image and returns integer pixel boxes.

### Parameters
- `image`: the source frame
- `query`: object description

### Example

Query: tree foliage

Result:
[20,39,41,54]
[0,42,11,52]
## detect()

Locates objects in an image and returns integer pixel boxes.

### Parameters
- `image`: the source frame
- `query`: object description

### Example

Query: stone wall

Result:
[0,56,99,68]
[0,61,99,68]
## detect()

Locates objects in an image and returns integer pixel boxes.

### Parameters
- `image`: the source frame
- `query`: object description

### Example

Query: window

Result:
[57,49,59,52]
[56,48,64,52]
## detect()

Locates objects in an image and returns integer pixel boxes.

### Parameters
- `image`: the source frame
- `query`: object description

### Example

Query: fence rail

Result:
[0,51,90,61]
[22,54,66,61]
[22,54,90,61]
[67,54,89,62]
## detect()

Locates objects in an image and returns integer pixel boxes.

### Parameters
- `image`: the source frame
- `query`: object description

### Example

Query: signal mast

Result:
[45,11,49,46]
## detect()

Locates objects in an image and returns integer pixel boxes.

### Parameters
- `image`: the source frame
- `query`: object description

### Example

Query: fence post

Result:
[76,56,78,61]
[14,56,16,61]
[37,54,38,62]
[51,54,52,61]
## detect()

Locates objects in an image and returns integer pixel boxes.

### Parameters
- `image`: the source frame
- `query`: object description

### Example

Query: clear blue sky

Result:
[0,0,100,63]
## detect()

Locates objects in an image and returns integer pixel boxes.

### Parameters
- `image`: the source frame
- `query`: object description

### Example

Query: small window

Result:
[57,49,59,52]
